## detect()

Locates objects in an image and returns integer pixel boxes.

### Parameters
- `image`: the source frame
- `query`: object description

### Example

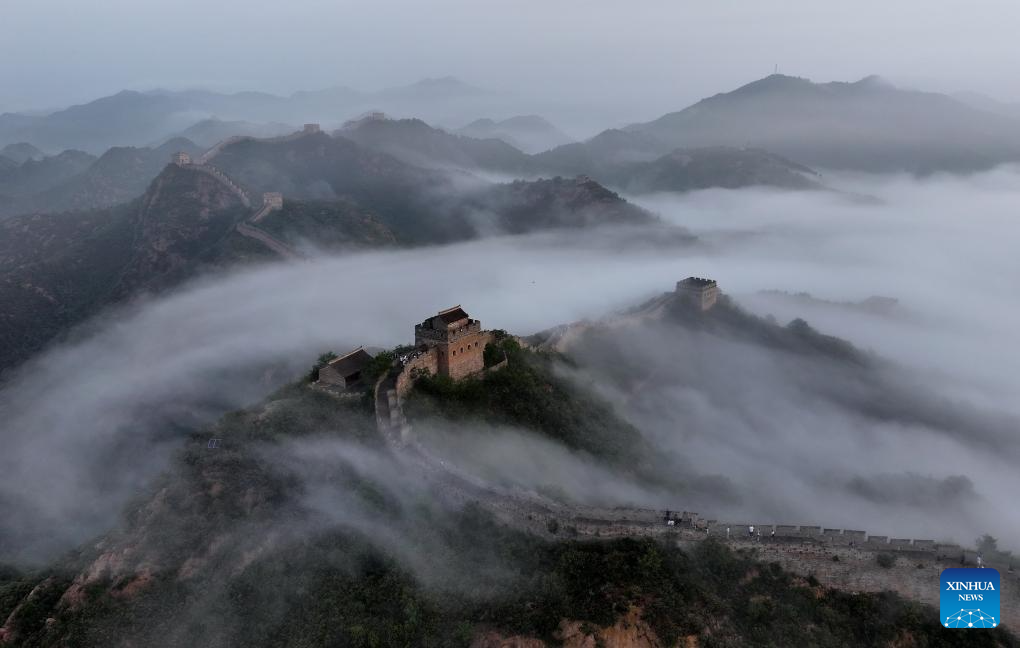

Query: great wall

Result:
[362,298,1019,626]
[174,131,1019,625]
[172,131,307,259]
[195,123,323,165]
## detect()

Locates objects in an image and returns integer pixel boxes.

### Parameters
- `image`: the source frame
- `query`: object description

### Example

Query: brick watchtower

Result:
[262,192,283,209]
[676,277,719,311]
[414,305,486,380]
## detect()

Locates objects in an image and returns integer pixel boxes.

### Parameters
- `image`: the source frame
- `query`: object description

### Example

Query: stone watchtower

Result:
[172,151,192,166]
[414,306,486,380]
[676,277,719,311]
[262,192,283,210]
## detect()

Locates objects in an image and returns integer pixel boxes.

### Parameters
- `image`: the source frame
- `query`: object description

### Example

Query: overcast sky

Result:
[3,0,1019,116]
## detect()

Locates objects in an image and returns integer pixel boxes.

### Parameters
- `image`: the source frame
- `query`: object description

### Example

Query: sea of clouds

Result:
[2,166,1018,563]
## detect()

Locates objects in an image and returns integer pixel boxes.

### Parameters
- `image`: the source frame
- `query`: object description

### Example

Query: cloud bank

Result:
[2,166,1019,562]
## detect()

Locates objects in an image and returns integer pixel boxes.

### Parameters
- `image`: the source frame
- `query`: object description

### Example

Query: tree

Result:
[976,534,998,554]
[976,533,1014,564]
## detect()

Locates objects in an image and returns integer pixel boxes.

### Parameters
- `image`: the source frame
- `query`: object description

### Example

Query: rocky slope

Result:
[0,164,249,370]
[0,163,400,371]
[0,139,204,218]
[2,359,1014,647]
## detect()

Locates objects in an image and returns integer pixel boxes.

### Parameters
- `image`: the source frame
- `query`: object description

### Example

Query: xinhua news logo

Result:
[941,568,1000,629]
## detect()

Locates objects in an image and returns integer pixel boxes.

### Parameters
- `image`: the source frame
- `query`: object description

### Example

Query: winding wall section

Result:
[372,358,1020,625]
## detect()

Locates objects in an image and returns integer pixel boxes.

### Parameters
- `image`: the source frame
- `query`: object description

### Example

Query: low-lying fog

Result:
[2,166,1018,563]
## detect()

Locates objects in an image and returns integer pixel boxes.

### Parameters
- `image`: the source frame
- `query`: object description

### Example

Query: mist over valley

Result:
[2,3,1020,645]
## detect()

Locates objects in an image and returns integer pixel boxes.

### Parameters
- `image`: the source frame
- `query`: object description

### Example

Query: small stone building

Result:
[317,347,374,390]
[414,305,487,380]
[676,277,719,311]
[303,123,321,133]
[172,152,192,166]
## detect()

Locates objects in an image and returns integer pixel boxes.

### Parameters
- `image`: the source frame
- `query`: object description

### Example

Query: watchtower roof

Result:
[437,305,470,324]
[326,347,373,378]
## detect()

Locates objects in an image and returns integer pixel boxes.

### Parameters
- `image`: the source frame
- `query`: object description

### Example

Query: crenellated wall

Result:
[665,514,991,564]
[188,164,252,208]
[395,348,440,400]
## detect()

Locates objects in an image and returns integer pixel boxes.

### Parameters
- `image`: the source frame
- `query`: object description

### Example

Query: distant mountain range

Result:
[0,77,496,154]
[456,115,574,153]
[342,117,822,192]
[158,118,295,147]
[952,91,1020,122]
[0,115,818,228]
[7,73,1020,175]
[2,112,823,223]
[625,74,1020,173]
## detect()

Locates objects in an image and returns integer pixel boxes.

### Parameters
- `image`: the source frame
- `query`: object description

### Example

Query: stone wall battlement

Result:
[668,514,989,564]
[189,164,252,209]
[414,320,482,343]
[395,348,440,401]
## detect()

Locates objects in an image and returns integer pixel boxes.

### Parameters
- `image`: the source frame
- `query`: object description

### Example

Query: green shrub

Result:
[405,345,645,465]
[361,351,396,385]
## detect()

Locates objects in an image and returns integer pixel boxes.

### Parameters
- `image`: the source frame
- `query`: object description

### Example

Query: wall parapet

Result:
[394,348,439,401]
[684,523,973,558]
[190,163,252,208]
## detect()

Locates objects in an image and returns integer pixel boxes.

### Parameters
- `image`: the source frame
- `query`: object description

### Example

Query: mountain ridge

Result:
[456,114,574,153]
[2,297,1017,646]
[344,117,824,193]
[0,78,493,153]
[0,138,662,373]
[626,73,1020,172]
